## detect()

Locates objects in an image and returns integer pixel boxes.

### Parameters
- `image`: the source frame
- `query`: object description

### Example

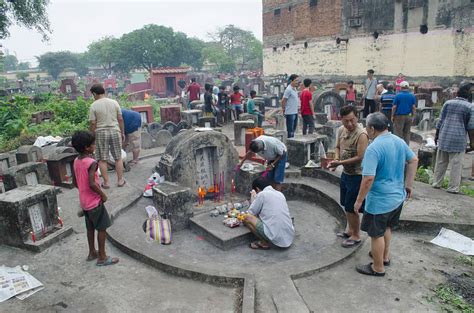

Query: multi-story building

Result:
[262,0,473,84]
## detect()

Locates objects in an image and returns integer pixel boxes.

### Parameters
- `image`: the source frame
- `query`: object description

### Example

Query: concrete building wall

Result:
[262,0,474,82]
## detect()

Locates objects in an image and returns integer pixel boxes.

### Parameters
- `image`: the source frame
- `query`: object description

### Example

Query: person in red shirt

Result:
[186,78,201,109]
[300,78,315,135]
[230,85,243,120]
[345,80,357,105]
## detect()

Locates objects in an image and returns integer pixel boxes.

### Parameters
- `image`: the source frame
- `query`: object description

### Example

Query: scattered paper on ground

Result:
[0,266,44,303]
[430,228,474,256]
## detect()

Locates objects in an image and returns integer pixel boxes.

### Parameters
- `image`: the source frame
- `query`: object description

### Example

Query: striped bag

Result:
[143,217,172,245]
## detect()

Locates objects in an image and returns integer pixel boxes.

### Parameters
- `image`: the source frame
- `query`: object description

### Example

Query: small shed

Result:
[150,67,189,98]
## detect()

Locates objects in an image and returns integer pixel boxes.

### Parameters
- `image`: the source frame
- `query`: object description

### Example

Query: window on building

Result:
[304,42,308,48]
[309,0,318,7]
[350,0,361,17]
[288,5,292,12]
[274,8,281,16]
[273,47,277,52]
[286,43,290,49]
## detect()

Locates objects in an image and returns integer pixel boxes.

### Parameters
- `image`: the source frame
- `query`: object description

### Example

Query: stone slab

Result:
[234,121,256,146]
[287,135,328,167]
[189,212,252,250]
[153,182,193,231]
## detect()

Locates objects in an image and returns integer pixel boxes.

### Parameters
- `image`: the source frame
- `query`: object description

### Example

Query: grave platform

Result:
[189,212,252,250]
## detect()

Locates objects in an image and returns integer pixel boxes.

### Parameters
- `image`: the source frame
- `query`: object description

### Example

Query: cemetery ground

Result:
[1,124,473,313]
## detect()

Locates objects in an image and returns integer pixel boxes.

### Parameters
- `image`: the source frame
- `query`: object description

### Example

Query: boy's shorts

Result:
[361,203,403,238]
[340,173,364,213]
[232,104,242,112]
[84,202,111,231]
[267,153,287,184]
[256,219,270,242]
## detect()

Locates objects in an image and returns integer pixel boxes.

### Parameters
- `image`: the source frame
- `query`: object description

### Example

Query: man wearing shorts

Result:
[240,135,287,191]
[243,177,294,250]
[353,112,418,277]
[121,108,142,165]
[327,105,368,248]
[89,83,126,188]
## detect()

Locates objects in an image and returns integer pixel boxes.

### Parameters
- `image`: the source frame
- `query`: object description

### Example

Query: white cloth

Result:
[248,186,295,248]
[255,135,287,160]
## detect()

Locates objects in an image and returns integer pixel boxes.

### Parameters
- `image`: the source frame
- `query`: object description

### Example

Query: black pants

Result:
[363,99,376,118]
[302,115,315,135]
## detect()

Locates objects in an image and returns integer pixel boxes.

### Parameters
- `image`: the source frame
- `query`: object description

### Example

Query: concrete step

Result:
[189,212,253,251]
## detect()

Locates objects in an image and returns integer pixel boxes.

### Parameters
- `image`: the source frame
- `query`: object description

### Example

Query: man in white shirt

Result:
[243,177,295,250]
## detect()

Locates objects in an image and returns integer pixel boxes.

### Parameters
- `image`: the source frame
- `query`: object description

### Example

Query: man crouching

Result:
[243,177,295,250]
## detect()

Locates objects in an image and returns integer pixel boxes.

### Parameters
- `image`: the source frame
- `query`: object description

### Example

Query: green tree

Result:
[3,54,18,71]
[0,0,51,40]
[17,62,30,70]
[209,25,263,72]
[201,43,234,73]
[71,52,91,77]
[36,51,77,79]
[87,36,119,74]
[16,72,28,81]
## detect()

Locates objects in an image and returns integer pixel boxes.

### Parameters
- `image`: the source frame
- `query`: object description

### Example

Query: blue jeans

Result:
[285,114,298,138]
[251,112,264,127]
[267,153,287,184]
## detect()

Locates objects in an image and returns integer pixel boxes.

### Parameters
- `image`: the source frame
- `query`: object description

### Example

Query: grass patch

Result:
[455,256,473,267]
[433,283,474,313]
[415,166,474,198]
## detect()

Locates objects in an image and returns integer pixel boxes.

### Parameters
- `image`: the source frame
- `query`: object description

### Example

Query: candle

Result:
[58,216,63,227]
[231,179,235,193]
[31,231,36,243]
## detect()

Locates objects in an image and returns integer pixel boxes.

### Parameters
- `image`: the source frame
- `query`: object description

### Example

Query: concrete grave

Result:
[198,116,217,128]
[153,129,173,147]
[235,162,266,195]
[177,120,190,131]
[31,111,54,124]
[0,152,17,174]
[132,105,154,124]
[16,145,43,165]
[3,162,52,191]
[181,109,203,126]
[238,113,258,127]
[152,182,193,231]
[162,121,179,136]
[141,132,157,150]
[287,135,328,167]
[234,120,256,146]
[415,93,433,108]
[418,146,437,169]
[320,120,342,150]
[46,149,78,188]
[146,122,162,137]
[274,114,286,131]
[157,129,238,192]
[313,90,345,120]
[264,128,287,144]
[160,104,181,124]
[0,185,72,251]
[314,113,329,125]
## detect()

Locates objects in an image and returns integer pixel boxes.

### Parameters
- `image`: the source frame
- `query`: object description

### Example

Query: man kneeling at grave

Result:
[243,177,295,250]
[240,135,287,191]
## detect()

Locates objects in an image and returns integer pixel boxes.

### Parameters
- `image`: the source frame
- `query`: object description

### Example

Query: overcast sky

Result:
[2,0,263,65]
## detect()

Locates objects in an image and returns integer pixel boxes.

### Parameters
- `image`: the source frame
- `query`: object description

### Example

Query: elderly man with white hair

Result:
[354,112,418,277]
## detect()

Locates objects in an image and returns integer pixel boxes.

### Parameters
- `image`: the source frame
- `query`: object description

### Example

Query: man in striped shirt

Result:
[433,82,473,193]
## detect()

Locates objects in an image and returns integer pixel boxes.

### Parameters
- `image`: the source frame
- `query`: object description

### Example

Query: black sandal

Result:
[336,232,350,239]
[356,263,385,277]
[369,251,391,266]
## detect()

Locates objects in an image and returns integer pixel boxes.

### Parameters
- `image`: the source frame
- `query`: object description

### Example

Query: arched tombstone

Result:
[162,121,179,136]
[312,90,345,121]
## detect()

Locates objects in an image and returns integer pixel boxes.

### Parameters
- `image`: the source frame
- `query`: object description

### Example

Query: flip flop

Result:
[356,263,385,277]
[368,251,391,266]
[117,179,126,187]
[101,183,110,190]
[336,232,350,239]
[96,256,119,266]
[341,239,361,248]
[249,241,270,250]
[86,251,98,262]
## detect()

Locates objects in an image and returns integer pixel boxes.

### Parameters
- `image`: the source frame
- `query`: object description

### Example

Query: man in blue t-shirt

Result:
[121,109,142,165]
[353,112,418,277]
[281,74,300,138]
[391,81,416,145]
[379,84,396,132]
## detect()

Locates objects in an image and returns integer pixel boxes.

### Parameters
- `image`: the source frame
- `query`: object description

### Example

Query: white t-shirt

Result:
[249,186,295,248]
[89,98,121,131]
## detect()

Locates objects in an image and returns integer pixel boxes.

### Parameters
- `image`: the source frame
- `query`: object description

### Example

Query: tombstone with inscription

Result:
[239,113,258,127]
[59,79,79,99]
[2,162,52,191]
[131,105,154,124]
[0,185,73,251]
[313,90,345,120]
[157,129,238,193]
[264,129,287,144]
[160,104,181,124]
[46,149,78,188]
[415,93,433,108]
[198,116,217,128]
[16,145,43,165]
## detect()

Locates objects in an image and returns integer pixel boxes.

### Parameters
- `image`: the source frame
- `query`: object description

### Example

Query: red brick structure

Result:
[160,105,181,124]
[150,67,189,98]
[131,105,154,124]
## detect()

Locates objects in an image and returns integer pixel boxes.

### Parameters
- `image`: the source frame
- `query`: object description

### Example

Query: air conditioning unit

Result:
[348,18,362,27]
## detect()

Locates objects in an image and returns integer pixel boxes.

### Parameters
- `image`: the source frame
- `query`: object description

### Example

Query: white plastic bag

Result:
[143,172,165,197]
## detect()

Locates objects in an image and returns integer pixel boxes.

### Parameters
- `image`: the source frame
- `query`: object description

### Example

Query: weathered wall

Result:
[263,29,473,79]
[262,0,474,81]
